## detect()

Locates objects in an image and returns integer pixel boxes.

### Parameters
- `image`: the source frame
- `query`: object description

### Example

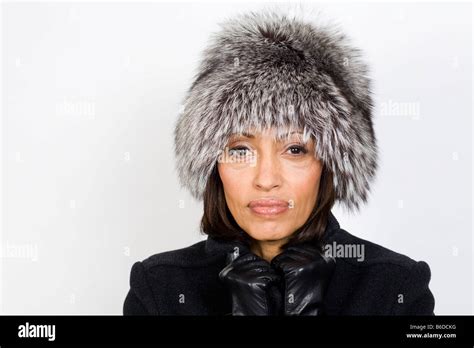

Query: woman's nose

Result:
[252,152,282,191]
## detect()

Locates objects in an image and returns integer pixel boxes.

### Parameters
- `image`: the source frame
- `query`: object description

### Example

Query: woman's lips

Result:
[248,199,289,217]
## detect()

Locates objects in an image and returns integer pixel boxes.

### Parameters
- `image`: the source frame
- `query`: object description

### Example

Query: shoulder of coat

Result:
[324,228,420,271]
[139,239,222,271]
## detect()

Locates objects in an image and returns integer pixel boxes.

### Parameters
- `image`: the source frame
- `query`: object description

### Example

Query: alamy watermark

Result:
[18,322,55,341]
[380,99,421,120]
[217,146,258,167]
[324,241,365,262]
[0,242,38,262]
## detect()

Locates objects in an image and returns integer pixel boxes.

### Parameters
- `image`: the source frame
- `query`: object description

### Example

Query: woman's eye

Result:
[287,145,308,155]
[228,146,250,157]
[227,145,308,158]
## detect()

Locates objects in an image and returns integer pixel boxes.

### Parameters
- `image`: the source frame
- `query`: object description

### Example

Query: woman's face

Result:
[217,127,323,244]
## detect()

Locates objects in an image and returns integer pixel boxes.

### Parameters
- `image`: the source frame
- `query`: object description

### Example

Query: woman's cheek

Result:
[287,167,321,208]
[220,167,251,213]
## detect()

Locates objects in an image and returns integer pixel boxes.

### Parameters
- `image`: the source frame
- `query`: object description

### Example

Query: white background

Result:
[1,1,472,314]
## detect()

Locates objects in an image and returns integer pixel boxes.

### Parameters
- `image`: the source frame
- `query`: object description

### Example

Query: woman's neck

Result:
[250,238,288,263]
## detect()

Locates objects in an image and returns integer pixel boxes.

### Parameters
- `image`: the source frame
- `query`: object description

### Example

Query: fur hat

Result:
[173,10,378,212]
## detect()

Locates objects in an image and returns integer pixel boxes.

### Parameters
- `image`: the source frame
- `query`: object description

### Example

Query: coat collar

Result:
[204,211,341,256]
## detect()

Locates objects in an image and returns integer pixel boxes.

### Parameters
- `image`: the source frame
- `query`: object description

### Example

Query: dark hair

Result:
[200,160,336,251]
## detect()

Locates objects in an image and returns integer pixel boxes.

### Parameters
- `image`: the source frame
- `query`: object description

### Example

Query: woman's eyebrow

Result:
[228,133,253,142]
[240,132,255,139]
[280,131,304,137]
[231,131,304,139]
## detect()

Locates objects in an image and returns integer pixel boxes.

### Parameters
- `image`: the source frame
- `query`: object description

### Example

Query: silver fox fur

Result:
[173,9,378,212]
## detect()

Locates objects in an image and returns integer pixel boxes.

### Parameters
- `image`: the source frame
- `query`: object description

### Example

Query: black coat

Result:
[123,212,435,315]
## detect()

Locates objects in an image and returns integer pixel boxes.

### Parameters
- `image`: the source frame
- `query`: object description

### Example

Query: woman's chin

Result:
[245,229,292,242]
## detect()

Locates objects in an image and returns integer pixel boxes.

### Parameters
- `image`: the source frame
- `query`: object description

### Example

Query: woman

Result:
[123,10,435,316]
